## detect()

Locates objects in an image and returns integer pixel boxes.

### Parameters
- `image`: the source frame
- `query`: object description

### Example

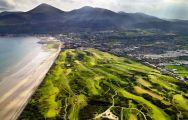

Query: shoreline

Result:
[0,36,56,81]
[0,37,61,120]
[0,46,42,81]
[0,36,43,81]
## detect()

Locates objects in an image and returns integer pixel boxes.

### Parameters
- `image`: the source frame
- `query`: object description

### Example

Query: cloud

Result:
[0,0,15,10]
[0,0,187,20]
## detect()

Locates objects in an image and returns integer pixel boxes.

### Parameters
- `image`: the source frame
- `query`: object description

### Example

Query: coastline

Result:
[0,46,42,81]
[0,36,42,81]
[0,36,58,81]
[0,37,61,120]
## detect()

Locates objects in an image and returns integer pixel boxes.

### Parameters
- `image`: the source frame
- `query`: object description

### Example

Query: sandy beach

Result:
[0,38,61,120]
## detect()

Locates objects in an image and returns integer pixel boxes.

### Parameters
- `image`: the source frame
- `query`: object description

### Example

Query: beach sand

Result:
[0,39,61,120]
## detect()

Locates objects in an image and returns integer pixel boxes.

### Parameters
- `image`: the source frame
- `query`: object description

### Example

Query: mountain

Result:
[28,3,63,14]
[0,3,187,34]
[118,12,162,22]
[65,7,162,30]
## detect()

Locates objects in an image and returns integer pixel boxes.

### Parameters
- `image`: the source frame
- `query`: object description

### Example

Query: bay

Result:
[0,37,42,79]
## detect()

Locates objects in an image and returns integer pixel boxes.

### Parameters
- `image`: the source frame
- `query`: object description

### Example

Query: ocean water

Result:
[0,37,42,78]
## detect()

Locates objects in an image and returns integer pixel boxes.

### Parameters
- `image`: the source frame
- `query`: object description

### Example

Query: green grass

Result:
[137,77,152,87]
[148,75,177,91]
[19,48,188,120]
[68,94,88,120]
[166,65,188,77]
[173,94,188,111]
[134,86,163,100]
[117,88,170,120]
[47,44,54,49]
[38,80,61,118]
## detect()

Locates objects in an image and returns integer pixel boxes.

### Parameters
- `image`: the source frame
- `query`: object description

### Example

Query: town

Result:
[55,30,188,81]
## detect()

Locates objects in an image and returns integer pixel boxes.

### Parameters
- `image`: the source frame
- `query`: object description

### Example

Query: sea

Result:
[0,36,42,79]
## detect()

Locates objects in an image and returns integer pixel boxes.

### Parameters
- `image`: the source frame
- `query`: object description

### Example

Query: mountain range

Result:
[0,3,188,34]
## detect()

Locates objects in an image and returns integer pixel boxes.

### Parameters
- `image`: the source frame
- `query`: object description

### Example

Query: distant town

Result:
[54,30,188,81]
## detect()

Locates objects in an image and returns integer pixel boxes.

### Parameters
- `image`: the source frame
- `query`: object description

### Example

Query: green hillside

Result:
[19,48,188,120]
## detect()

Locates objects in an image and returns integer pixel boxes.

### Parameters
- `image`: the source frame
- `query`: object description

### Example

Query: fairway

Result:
[20,48,188,120]
[166,65,188,77]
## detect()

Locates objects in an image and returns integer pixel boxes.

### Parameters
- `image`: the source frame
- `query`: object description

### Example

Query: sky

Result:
[0,0,188,20]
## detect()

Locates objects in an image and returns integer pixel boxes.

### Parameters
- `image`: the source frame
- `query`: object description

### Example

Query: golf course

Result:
[19,48,188,120]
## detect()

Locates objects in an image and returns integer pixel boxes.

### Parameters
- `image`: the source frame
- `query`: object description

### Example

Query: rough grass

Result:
[38,80,61,118]
[68,94,88,120]
[134,86,163,100]
[117,88,170,120]
[137,77,152,87]
[173,94,188,111]
[148,75,177,91]
[128,114,138,120]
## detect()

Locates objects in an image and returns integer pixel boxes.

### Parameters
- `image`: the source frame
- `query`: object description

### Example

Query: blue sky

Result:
[0,0,188,20]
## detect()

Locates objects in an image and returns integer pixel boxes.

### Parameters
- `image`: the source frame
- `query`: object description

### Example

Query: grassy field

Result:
[19,48,188,120]
[166,65,188,77]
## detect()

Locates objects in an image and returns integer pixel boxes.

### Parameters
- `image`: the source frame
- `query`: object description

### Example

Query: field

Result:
[19,48,188,120]
[166,65,188,77]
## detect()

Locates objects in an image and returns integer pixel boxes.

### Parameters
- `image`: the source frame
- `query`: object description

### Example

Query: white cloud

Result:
[0,0,188,20]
